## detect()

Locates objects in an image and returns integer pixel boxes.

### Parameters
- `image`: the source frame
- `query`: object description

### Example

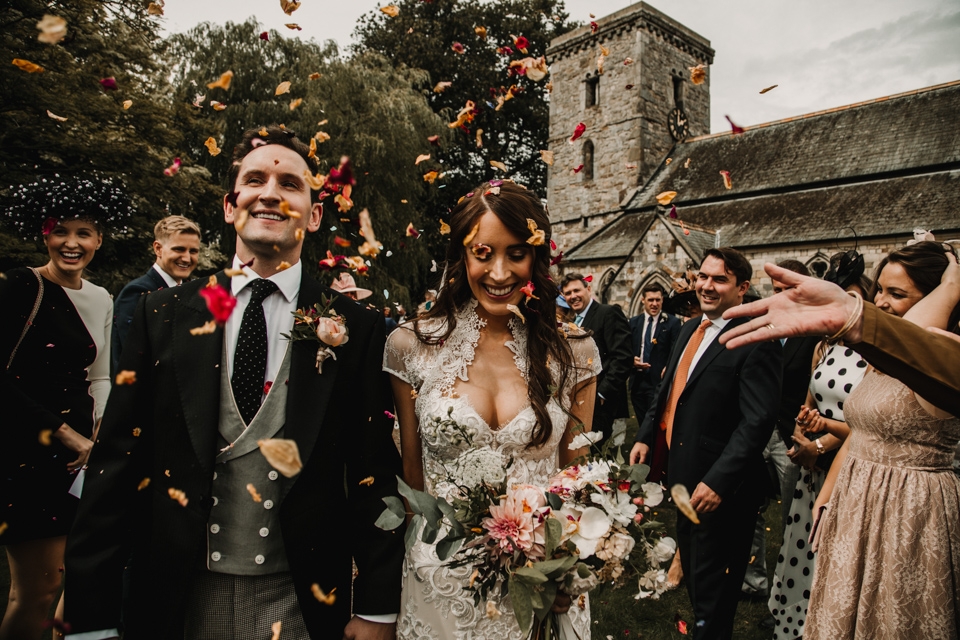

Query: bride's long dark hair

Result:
[414,181,578,448]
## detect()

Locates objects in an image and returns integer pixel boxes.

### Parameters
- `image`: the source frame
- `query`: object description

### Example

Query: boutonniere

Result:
[651,338,658,345]
[282,294,349,373]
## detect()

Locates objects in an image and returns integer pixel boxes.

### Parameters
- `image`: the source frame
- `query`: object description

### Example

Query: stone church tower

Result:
[545,2,714,252]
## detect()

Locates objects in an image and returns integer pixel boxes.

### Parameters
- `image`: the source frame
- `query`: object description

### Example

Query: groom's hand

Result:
[343,617,396,640]
[629,442,649,465]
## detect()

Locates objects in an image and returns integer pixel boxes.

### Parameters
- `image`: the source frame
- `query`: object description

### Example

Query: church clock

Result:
[668,107,688,141]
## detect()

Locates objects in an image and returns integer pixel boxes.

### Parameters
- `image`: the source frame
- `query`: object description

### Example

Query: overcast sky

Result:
[160,0,960,133]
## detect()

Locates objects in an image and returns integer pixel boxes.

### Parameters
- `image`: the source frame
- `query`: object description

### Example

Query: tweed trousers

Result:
[184,570,309,639]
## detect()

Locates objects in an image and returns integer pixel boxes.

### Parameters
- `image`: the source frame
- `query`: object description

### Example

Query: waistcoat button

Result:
[211,551,221,562]
[268,470,279,481]
[210,524,220,534]
[263,500,274,509]
[255,554,265,565]
[259,527,269,537]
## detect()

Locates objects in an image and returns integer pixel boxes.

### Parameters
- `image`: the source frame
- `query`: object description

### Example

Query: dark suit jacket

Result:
[66,272,405,639]
[636,317,782,500]
[852,303,960,416]
[628,313,682,391]
[111,267,168,373]
[775,336,821,446]
[580,300,634,418]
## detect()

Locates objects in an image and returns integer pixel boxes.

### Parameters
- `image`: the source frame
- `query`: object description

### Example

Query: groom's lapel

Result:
[174,271,229,475]
[283,276,339,471]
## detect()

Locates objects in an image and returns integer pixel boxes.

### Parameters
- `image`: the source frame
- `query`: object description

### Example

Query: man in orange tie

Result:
[630,247,782,640]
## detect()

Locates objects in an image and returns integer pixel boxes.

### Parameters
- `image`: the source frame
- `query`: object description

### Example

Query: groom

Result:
[65,126,404,639]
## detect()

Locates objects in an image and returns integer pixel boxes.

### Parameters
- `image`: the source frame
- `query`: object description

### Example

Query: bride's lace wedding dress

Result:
[384,300,600,640]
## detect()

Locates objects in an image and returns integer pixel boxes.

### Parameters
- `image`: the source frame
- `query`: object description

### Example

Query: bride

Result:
[384,180,601,639]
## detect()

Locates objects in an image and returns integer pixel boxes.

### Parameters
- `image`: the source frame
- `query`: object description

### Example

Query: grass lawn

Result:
[1,420,782,638]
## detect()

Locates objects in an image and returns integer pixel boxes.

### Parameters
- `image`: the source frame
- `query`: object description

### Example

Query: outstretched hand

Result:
[719,263,859,349]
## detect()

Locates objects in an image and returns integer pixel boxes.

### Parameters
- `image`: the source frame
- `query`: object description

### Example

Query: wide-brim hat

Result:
[330,272,372,300]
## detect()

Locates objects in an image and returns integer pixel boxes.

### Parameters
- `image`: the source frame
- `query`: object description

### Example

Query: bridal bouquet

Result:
[376,410,675,638]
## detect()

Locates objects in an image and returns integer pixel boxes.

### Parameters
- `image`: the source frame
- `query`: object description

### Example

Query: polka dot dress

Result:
[768,344,866,638]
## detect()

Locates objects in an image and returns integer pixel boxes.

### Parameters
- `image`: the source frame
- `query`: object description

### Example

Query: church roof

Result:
[566,80,960,260]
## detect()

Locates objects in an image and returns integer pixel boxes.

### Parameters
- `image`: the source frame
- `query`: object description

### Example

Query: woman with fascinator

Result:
[384,181,600,638]
[0,174,132,639]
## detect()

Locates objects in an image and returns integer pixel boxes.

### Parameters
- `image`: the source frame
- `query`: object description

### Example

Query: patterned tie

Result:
[642,315,655,363]
[231,278,279,425]
[661,319,712,447]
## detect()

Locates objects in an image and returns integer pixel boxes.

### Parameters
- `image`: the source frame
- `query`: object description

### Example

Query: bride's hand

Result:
[550,589,572,614]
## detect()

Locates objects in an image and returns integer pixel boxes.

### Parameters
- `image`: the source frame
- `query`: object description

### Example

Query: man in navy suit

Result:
[631,248,782,639]
[628,283,681,480]
[111,216,201,372]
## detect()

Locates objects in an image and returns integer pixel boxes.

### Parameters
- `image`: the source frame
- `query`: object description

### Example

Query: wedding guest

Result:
[805,242,959,639]
[112,216,201,372]
[561,273,633,442]
[64,126,404,640]
[766,269,870,638]
[0,175,130,640]
[631,247,783,640]
[720,265,960,416]
[384,306,398,335]
[329,271,372,302]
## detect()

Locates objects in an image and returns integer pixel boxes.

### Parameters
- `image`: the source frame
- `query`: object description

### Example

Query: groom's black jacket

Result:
[65,272,405,639]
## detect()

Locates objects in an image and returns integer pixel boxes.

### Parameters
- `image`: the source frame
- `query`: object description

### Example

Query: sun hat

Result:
[330,272,372,300]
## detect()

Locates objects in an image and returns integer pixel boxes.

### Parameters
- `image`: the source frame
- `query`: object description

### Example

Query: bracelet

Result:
[815,438,825,455]
[825,291,864,342]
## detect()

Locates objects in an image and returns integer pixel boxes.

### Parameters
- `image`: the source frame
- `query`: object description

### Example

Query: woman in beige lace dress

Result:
[805,242,960,639]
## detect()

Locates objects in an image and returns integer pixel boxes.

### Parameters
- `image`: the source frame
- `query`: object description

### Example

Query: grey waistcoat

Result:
[206,344,293,575]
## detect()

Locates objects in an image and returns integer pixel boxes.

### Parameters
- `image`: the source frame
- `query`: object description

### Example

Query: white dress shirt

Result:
[152,262,179,288]
[574,298,594,326]
[685,315,731,382]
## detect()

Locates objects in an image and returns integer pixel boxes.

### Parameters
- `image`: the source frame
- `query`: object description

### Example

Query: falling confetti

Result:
[655,191,677,205]
[451,42,465,54]
[405,223,420,238]
[258,438,303,477]
[569,122,586,143]
[289,97,303,110]
[115,370,137,385]
[280,0,301,15]
[439,219,450,235]
[137,478,150,491]
[246,483,263,502]
[207,70,233,90]
[123,100,133,110]
[724,115,745,135]
[506,304,525,323]
[168,488,189,507]
[275,81,292,96]
[526,219,545,246]
[99,77,118,91]
[285,23,302,30]
[36,15,67,44]
[760,84,779,94]
[147,1,164,15]
[475,26,487,39]
[463,222,480,246]
[260,31,270,41]
[199,281,237,324]
[381,5,400,17]
[310,584,337,605]
[12,58,43,73]
[433,81,452,93]
[689,64,707,85]
[189,320,217,335]
[490,160,507,172]
[539,150,554,165]
[39,429,53,446]
[670,484,700,524]
[414,153,431,165]
[270,621,282,640]
[164,157,182,177]
[359,476,375,486]
[719,170,732,189]
[204,137,221,156]
[46,110,67,122]
[573,164,584,174]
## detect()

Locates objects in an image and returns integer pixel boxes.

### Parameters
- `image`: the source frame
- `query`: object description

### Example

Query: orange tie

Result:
[661,319,712,448]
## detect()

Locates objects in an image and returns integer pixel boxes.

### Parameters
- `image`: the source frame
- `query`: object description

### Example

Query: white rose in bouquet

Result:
[647,536,677,565]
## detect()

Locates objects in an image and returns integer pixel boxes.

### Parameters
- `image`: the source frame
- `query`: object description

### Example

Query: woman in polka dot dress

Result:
[767,341,866,638]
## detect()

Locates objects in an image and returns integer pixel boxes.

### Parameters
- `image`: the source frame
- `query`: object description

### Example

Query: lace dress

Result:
[384,300,601,640]
[805,370,960,639]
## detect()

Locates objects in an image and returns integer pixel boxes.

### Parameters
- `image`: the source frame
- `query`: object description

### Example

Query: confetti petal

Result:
[137,478,150,491]
[655,191,677,205]
[526,218,545,246]
[189,320,217,335]
[289,97,303,110]
[569,122,586,143]
[207,70,233,90]
[310,584,337,605]
[475,128,483,148]
[689,63,707,85]
[463,222,480,246]
[168,487,189,507]
[380,5,400,17]
[246,483,263,502]
[405,223,420,238]
[204,137,221,156]
[590,21,599,33]
[506,304,525,323]
[439,219,450,235]
[122,100,133,110]
[46,110,67,122]
[147,1,164,16]
[427,134,440,146]
[260,31,270,41]
[490,160,507,172]
[39,429,53,446]
[474,26,487,39]
[115,370,137,385]
[451,42,465,54]
[12,58,44,73]
[164,157,182,177]
[258,438,303,477]
[539,150,554,165]
[724,115,745,135]
[423,170,441,184]
[99,77,118,91]
[270,621,281,640]
[573,164,584,174]
[314,131,330,143]
[275,81,292,95]
[433,81,452,93]
[36,15,67,44]
[280,0,301,15]
[358,208,382,257]
[359,476,375,486]
[670,484,700,524]
[285,23,302,30]
[415,153,431,165]
[760,84,778,94]
[719,170,732,189]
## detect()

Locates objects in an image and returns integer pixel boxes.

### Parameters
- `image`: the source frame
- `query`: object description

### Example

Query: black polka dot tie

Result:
[232,278,278,425]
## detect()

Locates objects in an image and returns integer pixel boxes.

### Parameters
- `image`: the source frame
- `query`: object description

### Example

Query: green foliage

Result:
[353,0,578,236]
[163,19,451,310]
[0,0,224,293]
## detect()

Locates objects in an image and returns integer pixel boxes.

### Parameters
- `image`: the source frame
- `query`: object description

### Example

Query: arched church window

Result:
[582,140,594,181]
[672,75,685,111]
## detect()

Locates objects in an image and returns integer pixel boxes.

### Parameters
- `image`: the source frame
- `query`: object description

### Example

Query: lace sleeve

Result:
[383,324,422,387]
[569,334,602,386]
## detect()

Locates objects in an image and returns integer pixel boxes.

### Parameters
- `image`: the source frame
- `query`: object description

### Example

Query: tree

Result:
[0,0,225,293]
[163,19,451,310]
[353,0,577,216]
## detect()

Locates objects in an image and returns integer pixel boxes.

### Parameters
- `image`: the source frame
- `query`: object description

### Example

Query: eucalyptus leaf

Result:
[532,555,577,579]
[628,463,651,485]
[435,534,463,561]
[437,498,465,536]
[508,577,533,633]
[375,496,405,530]
[534,581,557,622]
[547,492,563,511]
[576,563,593,578]
[544,516,561,557]
[514,566,549,585]
[396,476,445,527]
[403,514,422,553]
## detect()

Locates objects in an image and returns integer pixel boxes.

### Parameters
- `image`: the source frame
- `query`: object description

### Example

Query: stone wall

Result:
[545,2,713,252]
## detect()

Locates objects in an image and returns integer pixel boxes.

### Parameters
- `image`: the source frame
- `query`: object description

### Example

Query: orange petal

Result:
[12,58,44,73]
[246,483,263,502]
[275,81,292,95]
[280,0,301,15]
[137,477,151,491]
[46,110,67,122]
[189,320,217,335]
[279,200,301,219]
[463,222,480,246]
[309,72,322,80]
[539,150,554,165]
[258,438,303,477]
[206,70,233,90]
[285,23,302,30]
[433,81,452,93]
[689,64,707,85]
[310,584,337,605]
[359,476,375,486]
[289,97,303,110]
[204,137,221,156]
[314,131,330,143]
[122,99,133,110]
[380,5,400,17]
[414,153,431,165]
[168,487,189,507]
[490,160,507,172]
[759,84,778,94]
[655,191,677,205]
[115,370,137,385]
[439,219,450,235]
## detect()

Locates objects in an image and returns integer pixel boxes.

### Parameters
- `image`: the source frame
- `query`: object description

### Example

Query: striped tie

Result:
[660,319,712,447]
